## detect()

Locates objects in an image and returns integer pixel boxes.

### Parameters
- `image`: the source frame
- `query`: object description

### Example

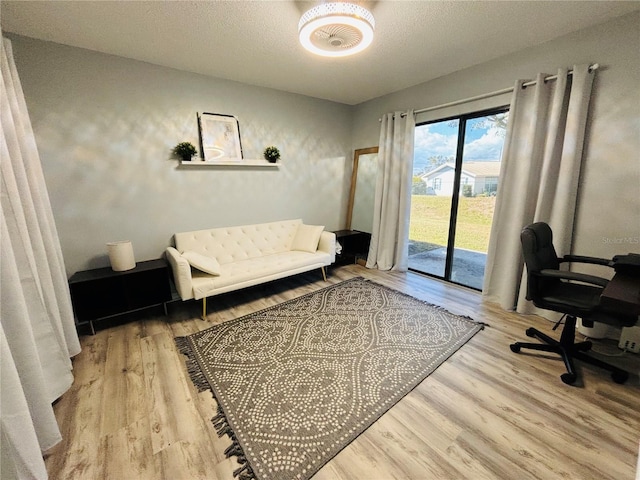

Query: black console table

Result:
[69,258,173,334]
[334,230,372,265]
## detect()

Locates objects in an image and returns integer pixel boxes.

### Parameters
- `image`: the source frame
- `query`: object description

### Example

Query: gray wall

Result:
[8,35,354,275]
[352,12,640,264]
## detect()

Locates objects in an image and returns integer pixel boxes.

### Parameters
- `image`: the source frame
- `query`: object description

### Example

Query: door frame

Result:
[410,106,509,289]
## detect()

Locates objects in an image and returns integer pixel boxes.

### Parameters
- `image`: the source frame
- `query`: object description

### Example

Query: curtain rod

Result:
[382,63,599,120]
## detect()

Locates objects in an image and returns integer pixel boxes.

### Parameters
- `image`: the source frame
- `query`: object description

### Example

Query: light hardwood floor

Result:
[45,264,640,479]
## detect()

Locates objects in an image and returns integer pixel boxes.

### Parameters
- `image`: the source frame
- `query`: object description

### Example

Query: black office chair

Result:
[510,222,636,385]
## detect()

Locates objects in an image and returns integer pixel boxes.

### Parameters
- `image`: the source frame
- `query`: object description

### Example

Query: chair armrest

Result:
[318,231,336,263]
[165,247,194,300]
[539,269,609,288]
[560,254,612,267]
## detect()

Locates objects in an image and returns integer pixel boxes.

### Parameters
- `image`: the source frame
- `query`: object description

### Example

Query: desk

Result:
[600,272,640,316]
[600,253,640,316]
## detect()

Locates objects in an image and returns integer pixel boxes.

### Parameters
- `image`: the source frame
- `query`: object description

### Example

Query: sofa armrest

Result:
[165,247,194,300]
[318,231,336,263]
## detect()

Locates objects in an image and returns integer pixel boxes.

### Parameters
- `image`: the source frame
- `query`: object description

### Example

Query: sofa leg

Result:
[202,297,207,320]
[321,266,327,282]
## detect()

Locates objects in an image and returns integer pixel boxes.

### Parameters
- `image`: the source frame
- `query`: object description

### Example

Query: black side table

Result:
[69,258,173,334]
[334,230,372,265]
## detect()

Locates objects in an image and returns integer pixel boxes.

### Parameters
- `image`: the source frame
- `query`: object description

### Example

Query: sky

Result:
[413,115,507,175]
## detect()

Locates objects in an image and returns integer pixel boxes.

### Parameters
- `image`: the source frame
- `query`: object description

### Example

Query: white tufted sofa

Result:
[165,219,336,318]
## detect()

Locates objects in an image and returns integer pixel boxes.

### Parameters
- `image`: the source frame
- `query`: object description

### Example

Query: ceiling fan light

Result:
[298,3,375,58]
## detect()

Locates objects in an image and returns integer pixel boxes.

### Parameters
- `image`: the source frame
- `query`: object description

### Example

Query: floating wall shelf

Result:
[180,159,279,167]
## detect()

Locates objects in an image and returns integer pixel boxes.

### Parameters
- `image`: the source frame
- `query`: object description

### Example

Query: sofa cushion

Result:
[183,251,221,276]
[191,250,331,298]
[291,224,324,253]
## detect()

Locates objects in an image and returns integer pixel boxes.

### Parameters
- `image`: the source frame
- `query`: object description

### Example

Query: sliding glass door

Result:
[409,108,509,289]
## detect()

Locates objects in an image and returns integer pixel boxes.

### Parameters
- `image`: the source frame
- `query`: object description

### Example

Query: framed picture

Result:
[197,112,243,162]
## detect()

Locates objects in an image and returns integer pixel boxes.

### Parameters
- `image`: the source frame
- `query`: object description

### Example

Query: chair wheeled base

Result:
[510,315,629,385]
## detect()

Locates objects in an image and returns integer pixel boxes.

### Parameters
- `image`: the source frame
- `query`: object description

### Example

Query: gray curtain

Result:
[483,65,595,312]
[366,110,414,271]
[1,37,81,479]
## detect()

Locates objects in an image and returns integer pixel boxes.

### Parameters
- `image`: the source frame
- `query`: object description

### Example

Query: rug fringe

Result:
[175,337,257,480]
[212,404,257,480]
[175,336,210,392]
[234,463,255,480]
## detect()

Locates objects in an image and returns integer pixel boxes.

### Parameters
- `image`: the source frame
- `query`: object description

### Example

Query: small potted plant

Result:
[263,146,281,163]
[173,142,197,162]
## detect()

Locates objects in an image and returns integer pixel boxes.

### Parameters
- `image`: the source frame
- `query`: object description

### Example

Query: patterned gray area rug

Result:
[176,277,484,480]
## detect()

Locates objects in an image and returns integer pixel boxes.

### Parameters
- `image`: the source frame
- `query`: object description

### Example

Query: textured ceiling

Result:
[2,1,639,105]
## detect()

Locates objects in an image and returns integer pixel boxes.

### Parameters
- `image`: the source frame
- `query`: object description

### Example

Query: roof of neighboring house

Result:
[463,161,502,177]
[421,161,501,179]
[420,163,454,179]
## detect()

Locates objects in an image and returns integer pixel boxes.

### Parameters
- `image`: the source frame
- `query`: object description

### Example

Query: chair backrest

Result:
[521,222,560,301]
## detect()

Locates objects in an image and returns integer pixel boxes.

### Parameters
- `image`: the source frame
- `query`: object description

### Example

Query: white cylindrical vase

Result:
[107,240,136,271]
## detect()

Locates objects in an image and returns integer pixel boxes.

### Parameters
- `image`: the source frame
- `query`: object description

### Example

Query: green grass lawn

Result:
[409,195,496,252]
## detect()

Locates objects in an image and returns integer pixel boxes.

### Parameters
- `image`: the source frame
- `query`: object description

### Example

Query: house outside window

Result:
[485,177,498,194]
[433,178,441,190]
